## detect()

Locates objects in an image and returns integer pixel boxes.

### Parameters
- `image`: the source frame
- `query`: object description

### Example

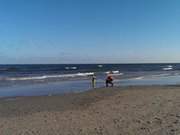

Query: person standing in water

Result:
[92,74,96,88]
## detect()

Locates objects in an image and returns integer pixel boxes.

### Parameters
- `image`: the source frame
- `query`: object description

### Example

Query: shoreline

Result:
[1,85,180,134]
[1,84,180,99]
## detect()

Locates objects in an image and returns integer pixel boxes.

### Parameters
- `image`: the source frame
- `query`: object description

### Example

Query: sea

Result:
[0,63,180,97]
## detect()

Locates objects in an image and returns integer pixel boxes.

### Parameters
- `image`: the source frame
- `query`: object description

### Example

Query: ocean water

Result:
[0,64,180,97]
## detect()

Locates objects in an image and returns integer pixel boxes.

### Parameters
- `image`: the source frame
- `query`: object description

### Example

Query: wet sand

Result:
[0,85,180,135]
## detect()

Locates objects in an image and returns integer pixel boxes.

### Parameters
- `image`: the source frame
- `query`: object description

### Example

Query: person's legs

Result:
[111,82,114,87]
[110,81,114,87]
[92,80,96,88]
[106,80,109,87]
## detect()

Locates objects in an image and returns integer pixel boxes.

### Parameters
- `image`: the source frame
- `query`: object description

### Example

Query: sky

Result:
[0,0,180,64]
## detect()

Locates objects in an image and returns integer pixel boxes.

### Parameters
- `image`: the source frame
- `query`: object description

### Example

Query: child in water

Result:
[92,75,96,88]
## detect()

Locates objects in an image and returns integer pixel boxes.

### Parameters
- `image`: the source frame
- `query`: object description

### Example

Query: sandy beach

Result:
[0,85,180,135]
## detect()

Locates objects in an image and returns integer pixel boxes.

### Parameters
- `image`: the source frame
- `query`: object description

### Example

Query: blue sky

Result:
[0,0,180,64]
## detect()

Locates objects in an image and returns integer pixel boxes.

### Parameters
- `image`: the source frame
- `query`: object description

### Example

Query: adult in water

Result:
[106,73,114,87]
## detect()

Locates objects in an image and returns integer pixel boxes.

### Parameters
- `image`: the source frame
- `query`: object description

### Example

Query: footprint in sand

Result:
[176,114,180,118]
[133,119,141,124]
[147,121,151,124]
[173,120,179,124]
[113,119,120,124]
[168,100,172,102]
[154,117,162,124]
[19,130,38,135]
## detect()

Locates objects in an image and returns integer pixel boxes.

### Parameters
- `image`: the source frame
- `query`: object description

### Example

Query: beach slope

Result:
[0,86,180,135]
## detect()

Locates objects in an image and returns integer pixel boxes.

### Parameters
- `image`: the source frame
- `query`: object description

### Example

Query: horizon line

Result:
[0,62,180,65]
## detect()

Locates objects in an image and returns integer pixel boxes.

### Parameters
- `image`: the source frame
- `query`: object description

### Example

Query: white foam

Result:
[163,67,173,71]
[8,76,48,81]
[134,77,144,80]
[112,71,120,74]
[111,73,124,76]
[105,71,123,76]
[167,65,173,68]
[71,67,77,70]
[163,65,173,71]
[65,67,77,70]
[6,72,95,81]
[106,71,120,74]
[65,67,70,70]
[98,65,103,68]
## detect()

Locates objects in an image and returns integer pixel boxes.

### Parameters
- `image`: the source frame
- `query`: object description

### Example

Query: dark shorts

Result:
[106,80,113,84]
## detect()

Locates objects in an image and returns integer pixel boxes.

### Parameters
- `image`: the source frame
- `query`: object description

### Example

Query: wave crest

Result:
[4,72,95,81]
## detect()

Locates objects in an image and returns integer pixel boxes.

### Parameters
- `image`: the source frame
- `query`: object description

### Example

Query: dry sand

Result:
[0,86,180,135]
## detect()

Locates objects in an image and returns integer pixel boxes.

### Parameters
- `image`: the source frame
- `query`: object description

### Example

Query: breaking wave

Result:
[3,72,95,81]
